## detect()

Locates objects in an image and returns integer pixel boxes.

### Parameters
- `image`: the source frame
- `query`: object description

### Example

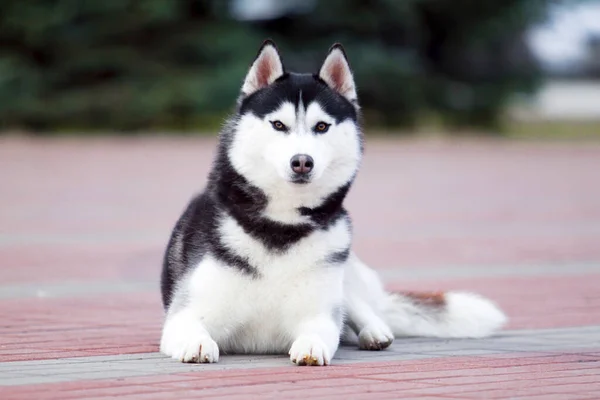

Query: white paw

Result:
[358,322,394,350]
[161,334,220,363]
[289,335,331,366]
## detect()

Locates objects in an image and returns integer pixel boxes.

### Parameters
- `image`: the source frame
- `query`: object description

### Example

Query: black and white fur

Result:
[160,40,507,366]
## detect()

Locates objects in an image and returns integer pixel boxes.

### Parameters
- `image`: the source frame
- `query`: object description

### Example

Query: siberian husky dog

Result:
[160,40,506,366]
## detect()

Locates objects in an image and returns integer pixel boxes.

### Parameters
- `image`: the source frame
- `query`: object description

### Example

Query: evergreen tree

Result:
[0,0,551,131]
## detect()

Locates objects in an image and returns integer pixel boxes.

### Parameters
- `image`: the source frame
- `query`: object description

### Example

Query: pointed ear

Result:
[319,43,357,103]
[241,39,285,96]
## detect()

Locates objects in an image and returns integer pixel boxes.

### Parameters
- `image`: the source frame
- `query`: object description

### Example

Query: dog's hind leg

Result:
[343,253,394,350]
[344,253,507,341]
[345,290,394,350]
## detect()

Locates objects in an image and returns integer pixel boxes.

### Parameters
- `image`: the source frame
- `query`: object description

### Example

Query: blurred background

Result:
[0,0,599,136]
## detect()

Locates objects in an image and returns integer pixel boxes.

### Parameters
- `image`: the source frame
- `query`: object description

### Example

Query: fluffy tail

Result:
[382,291,507,338]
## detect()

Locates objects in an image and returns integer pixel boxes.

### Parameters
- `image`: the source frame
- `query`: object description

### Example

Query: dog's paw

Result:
[289,335,331,366]
[162,334,220,363]
[358,322,394,350]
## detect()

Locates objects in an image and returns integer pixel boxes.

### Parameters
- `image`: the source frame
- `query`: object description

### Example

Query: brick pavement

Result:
[1,135,600,399]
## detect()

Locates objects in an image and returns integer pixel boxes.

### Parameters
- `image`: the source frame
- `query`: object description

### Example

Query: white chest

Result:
[182,216,351,354]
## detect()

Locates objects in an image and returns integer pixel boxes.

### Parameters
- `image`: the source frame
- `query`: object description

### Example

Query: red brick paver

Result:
[1,273,599,362]
[3,354,600,400]
[2,137,600,280]
[1,136,599,399]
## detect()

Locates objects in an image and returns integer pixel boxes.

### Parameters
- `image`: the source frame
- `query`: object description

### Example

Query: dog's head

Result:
[224,40,362,214]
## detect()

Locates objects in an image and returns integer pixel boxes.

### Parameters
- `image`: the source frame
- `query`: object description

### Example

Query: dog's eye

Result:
[270,120,287,132]
[314,122,330,133]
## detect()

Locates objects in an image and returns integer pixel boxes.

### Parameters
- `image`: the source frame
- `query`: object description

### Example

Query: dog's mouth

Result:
[290,174,311,185]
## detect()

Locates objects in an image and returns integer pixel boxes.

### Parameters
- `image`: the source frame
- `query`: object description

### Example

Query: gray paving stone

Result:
[378,261,600,281]
[1,325,599,386]
[2,375,76,386]
[0,281,158,300]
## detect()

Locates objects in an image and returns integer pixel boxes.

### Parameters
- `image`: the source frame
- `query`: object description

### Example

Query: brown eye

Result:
[270,120,287,131]
[314,122,330,133]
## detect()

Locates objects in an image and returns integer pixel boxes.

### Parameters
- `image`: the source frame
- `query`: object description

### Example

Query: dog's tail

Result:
[382,290,507,338]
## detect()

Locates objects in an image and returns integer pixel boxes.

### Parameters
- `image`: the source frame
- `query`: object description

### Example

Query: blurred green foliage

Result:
[0,0,551,132]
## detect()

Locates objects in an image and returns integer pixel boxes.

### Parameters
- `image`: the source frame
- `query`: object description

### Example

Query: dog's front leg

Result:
[288,313,341,366]
[160,307,220,363]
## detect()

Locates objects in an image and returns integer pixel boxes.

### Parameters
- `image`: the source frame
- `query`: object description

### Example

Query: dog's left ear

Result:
[241,39,285,96]
[319,44,357,104]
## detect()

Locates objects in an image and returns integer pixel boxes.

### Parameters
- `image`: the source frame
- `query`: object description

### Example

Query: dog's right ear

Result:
[241,39,285,96]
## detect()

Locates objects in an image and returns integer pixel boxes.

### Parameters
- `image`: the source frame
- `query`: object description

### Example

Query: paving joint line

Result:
[1,262,599,300]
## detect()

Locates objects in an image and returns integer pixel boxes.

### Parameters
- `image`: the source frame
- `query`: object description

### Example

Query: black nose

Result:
[290,154,314,175]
